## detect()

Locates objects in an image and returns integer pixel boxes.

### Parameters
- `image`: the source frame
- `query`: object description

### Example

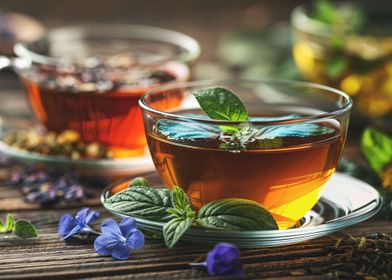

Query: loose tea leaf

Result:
[196,198,278,231]
[361,128,392,173]
[193,87,249,122]
[163,216,194,249]
[104,186,173,222]
[14,220,38,238]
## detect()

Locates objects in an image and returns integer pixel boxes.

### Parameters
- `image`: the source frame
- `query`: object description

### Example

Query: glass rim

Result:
[291,4,392,39]
[13,23,201,68]
[139,78,353,126]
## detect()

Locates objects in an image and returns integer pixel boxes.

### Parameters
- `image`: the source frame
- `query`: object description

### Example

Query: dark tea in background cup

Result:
[140,80,352,229]
[1,24,200,158]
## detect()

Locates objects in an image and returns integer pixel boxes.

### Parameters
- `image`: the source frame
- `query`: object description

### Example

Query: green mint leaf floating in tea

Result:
[193,87,249,122]
[163,215,194,249]
[14,220,38,238]
[361,128,392,173]
[196,198,278,231]
[128,177,151,188]
[104,186,173,222]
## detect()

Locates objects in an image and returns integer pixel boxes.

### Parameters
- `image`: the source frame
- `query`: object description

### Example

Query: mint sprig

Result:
[0,214,38,238]
[164,186,195,248]
[104,178,279,248]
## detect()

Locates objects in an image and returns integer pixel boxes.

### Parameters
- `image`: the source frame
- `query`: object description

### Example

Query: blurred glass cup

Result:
[291,2,392,119]
[0,24,200,157]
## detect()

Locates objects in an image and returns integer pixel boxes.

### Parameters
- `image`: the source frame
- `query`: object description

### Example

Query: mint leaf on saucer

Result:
[14,220,38,238]
[104,186,173,222]
[128,177,151,188]
[193,87,249,121]
[196,198,278,231]
[163,215,194,249]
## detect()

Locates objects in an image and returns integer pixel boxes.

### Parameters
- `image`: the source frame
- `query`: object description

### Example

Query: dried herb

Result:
[291,233,392,279]
[4,129,112,159]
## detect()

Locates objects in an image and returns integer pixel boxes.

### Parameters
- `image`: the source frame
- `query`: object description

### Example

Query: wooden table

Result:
[0,77,391,280]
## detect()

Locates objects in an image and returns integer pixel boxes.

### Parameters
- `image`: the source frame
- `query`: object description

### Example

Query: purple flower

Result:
[191,243,244,277]
[58,207,100,239]
[94,218,145,260]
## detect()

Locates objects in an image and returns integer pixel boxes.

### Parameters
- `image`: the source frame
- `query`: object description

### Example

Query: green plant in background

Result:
[355,127,392,219]
[217,23,302,81]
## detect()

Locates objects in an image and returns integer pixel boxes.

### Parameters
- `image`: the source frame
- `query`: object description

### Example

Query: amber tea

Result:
[140,80,351,230]
[147,115,343,229]
[23,65,184,158]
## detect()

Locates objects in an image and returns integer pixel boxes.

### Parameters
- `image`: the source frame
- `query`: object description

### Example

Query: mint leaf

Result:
[5,214,15,232]
[129,177,151,188]
[196,198,278,231]
[171,186,191,211]
[256,124,334,139]
[104,186,173,222]
[193,87,249,121]
[14,220,38,238]
[155,120,219,141]
[326,57,348,78]
[163,216,194,248]
[361,128,392,173]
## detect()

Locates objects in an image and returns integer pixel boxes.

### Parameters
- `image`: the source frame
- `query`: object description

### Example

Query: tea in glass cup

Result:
[3,24,200,158]
[291,1,392,118]
[140,79,352,229]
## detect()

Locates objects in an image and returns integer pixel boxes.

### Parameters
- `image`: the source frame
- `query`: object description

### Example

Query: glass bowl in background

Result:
[291,2,392,119]
[139,79,352,229]
[0,24,200,158]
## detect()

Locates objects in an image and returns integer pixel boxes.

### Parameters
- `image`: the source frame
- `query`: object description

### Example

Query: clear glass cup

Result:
[291,2,392,118]
[139,79,352,229]
[0,23,200,158]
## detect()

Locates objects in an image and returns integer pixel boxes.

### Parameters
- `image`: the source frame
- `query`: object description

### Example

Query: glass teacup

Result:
[0,24,200,158]
[291,2,392,118]
[139,79,352,229]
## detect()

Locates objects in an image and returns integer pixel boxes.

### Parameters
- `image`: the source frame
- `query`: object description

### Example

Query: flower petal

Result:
[75,208,89,224]
[126,229,145,249]
[206,243,242,276]
[111,243,131,260]
[94,234,121,256]
[84,209,100,225]
[215,243,241,263]
[119,218,137,238]
[100,219,123,238]
[62,224,82,240]
[58,214,78,238]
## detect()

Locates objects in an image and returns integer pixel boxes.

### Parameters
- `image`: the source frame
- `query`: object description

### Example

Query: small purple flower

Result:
[94,218,145,260]
[58,207,100,239]
[191,243,244,277]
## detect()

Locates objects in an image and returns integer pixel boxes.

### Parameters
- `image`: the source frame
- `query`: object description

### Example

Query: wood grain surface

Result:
[0,170,391,280]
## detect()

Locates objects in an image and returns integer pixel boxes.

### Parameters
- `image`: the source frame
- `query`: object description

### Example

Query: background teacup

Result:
[1,23,200,158]
[291,1,392,119]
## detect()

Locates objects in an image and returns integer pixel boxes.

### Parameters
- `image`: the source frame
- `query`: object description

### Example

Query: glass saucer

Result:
[0,119,154,179]
[101,172,382,248]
